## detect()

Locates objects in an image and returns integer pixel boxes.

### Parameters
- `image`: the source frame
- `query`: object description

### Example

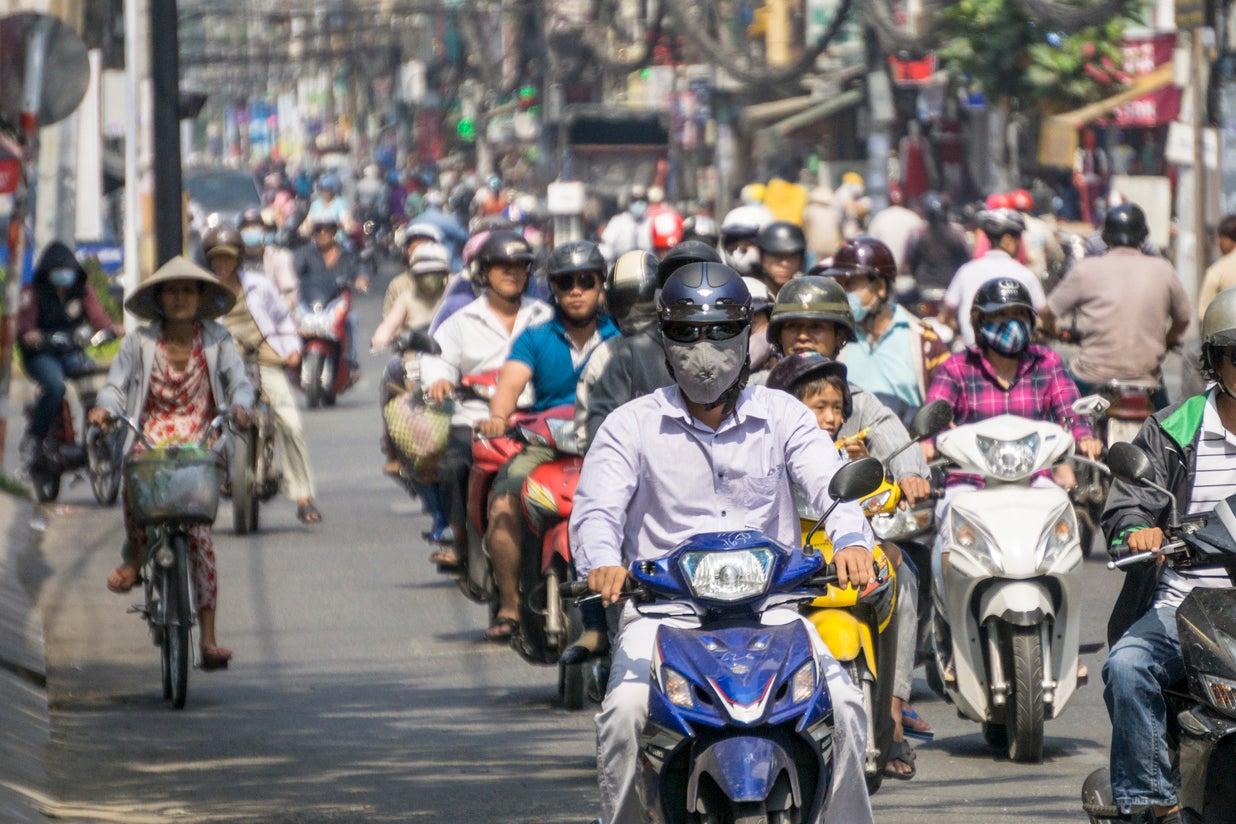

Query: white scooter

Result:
[929,414,1086,763]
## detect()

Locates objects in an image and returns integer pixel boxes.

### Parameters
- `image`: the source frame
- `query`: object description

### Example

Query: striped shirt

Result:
[1156,390,1236,607]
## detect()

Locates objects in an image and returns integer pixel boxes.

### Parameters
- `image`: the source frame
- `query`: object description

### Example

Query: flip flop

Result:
[429,548,460,567]
[200,645,232,671]
[297,502,323,524]
[883,738,917,780]
[484,616,518,642]
[106,565,140,594]
[902,706,935,741]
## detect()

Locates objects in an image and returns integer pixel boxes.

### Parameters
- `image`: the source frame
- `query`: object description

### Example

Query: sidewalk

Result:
[0,490,52,822]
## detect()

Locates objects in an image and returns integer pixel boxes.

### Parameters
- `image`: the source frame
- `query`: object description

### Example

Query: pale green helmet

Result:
[1201,286,1236,380]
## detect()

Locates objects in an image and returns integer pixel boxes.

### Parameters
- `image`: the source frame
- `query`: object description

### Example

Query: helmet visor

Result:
[663,321,747,344]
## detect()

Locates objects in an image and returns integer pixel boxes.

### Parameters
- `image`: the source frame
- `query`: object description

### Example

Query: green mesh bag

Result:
[384,395,450,478]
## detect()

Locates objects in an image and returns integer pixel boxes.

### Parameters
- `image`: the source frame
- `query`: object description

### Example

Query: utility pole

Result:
[150,0,183,265]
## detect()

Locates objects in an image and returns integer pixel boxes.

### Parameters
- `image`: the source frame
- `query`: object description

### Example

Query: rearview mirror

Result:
[908,399,953,441]
[828,456,886,503]
[398,330,441,355]
[1106,442,1154,486]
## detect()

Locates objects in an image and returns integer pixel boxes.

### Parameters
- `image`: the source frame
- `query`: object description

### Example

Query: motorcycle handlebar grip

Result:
[560,580,591,598]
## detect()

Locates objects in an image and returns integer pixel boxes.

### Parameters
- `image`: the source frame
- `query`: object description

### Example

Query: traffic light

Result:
[457,116,476,142]
[519,85,538,113]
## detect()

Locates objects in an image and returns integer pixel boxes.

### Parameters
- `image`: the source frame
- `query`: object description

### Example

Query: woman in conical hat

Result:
[89,256,254,671]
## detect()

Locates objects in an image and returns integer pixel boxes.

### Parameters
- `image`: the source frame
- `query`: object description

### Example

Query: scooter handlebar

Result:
[1106,540,1187,570]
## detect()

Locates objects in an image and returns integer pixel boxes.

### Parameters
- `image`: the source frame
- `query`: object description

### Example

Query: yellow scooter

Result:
[801,400,953,793]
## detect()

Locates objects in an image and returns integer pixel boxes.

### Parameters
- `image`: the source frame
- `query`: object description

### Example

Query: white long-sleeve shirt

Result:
[420,294,552,428]
[570,384,874,577]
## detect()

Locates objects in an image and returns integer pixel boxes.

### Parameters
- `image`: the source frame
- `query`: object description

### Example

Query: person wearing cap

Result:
[294,214,367,374]
[19,241,124,463]
[298,173,356,238]
[205,226,322,525]
[89,256,254,671]
[238,208,298,310]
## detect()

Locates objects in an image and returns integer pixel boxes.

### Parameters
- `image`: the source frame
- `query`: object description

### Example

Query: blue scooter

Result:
[566,456,883,823]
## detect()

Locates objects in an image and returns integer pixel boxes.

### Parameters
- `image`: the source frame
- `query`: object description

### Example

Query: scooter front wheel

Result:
[302,350,325,409]
[1008,624,1045,762]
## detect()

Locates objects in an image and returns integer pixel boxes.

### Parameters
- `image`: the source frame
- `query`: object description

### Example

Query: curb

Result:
[0,489,50,822]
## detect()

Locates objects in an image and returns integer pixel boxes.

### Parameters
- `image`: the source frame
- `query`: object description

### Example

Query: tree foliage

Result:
[936,0,1136,112]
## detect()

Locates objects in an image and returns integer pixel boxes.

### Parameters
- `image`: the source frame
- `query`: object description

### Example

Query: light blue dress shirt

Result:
[570,384,874,576]
[841,304,922,408]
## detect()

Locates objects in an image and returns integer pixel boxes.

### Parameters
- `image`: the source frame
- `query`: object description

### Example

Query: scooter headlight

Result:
[948,510,1000,572]
[679,547,775,603]
[791,660,817,704]
[871,504,933,542]
[1036,509,1077,570]
[662,666,695,709]
[976,433,1040,480]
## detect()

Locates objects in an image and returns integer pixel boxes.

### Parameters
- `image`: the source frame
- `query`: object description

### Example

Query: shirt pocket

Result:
[728,469,785,526]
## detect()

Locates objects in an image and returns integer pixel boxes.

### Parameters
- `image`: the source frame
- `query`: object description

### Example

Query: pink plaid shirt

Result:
[926,344,1092,443]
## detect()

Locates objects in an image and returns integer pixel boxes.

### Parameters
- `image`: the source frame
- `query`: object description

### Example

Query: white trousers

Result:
[596,604,874,824]
[258,364,316,501]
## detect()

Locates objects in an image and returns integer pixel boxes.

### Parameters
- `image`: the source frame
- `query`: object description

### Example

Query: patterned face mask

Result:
[978,317,1031,356]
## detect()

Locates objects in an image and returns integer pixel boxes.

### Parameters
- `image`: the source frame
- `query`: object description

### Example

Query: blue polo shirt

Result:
[841,304,921,408]
[508,313,620,411]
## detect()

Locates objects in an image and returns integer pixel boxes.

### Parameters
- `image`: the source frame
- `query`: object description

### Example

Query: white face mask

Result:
[49,267,77,289]
[665,333,749,406]
[725,246,761,276]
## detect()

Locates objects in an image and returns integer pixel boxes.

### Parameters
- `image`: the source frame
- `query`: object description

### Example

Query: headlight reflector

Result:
[679,548,775,602]
[976,433,1040,480]
[1037,509,1077,569]
[791,660,817,703]
[662,666,694,708]
[948,510,1000,571]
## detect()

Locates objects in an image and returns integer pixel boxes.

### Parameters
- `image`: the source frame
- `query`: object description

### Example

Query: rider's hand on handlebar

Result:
[285,351,301,370]
[1077,436,1103,461]
[355,275,371,294]
[477,414,507,438]
[427,380,453,404]
[1128,527,1165,554]
[897,475,932,506]
[230,405,252,430]
[588,565,630,607]
[834,545,874,590]
[21,330,42,348]
[87,407,111,427]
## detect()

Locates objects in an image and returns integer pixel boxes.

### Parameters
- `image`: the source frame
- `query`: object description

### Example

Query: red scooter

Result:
[294,286,354,409]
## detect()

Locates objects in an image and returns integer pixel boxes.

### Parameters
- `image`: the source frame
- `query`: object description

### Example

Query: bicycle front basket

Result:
[124,447,220,525]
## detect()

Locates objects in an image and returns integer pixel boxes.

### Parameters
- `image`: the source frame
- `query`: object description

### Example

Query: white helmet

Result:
[720,205,774,274]
[409,242,451,276]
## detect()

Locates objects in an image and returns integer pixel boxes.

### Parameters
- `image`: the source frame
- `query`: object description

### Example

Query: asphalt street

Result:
[27,274,1130,822]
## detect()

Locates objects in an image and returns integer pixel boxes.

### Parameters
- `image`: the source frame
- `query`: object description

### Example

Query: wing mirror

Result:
[908,399,954,441]
[805,457,886,553]
[1106,441,1180,529]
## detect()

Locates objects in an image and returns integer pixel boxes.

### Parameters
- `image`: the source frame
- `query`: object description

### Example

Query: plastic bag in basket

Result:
[384,395,450,477]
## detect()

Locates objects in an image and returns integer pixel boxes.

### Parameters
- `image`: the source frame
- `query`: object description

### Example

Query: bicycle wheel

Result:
[158,569,172,700]
[86,425,123,506]
[167,533,191,709]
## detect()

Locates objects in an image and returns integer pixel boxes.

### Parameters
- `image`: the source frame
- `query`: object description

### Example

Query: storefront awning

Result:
[1037,64,1177,168]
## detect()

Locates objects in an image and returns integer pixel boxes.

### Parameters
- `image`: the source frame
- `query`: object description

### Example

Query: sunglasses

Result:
[663,322,746,344]
[549,272,599,292]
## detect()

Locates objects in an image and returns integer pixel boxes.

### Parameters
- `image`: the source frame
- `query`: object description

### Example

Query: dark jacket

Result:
[17,241,113,356]
[584,325,674,449]
[1100,393,1206,646]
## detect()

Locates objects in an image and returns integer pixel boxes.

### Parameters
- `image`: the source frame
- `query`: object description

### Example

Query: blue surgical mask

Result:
[979,317,1031,356]
[629,200,648,220]
[241,228,265,247]
[847,290,870,323]
[49,267,77,289]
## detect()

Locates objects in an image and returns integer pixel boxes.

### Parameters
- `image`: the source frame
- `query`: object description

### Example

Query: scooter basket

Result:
[384,395,450,479]
[124,449,220,525]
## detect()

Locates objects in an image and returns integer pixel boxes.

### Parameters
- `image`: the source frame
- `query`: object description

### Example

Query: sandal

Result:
[200,645,232,671]
[297,501,323,524]
[106,565,140,594]
[902,706,935,741]
[429,548,460,567]
[484,616,519,642]
[884,738,917,780]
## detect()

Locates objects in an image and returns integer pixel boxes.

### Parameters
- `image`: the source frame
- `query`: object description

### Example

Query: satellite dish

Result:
[0,12,89,127]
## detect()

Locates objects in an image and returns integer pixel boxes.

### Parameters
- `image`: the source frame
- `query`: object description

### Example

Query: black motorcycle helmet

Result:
[970,277,1036,327]
[681,215,719,247]
[1101,202,1149,249]
[655,240,722,288]
[757,221,807,256]
[766,352,853,416]
[475,230,534,292]
[922,192,948,223]
[976,209,1026,243]
[545,240,606,280]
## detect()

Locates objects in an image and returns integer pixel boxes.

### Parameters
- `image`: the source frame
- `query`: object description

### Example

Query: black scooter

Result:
[1083,442,1236,824]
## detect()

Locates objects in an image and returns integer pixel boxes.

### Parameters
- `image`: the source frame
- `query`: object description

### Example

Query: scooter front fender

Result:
[978,580,1055,626]
[688,736,800,808]
[540,519,571,573]
[809,609,877,677]
[1177,705,1236,817]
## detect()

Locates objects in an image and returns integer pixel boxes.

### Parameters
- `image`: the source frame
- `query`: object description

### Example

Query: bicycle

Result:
[229,350,281,534]
[113,410,229,709]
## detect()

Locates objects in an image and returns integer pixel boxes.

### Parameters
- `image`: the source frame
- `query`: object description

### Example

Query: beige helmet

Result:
[1201,286,1236,386]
